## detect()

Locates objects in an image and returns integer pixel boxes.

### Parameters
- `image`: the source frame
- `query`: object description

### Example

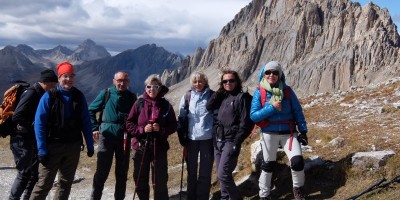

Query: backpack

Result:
[177,90,191,145]
[0,81,30,138]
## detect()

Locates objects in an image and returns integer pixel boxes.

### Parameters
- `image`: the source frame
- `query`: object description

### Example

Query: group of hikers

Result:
[7,60,308,200]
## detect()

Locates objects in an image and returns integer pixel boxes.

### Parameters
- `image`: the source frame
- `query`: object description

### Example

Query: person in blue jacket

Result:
[177,71,214,200]
[30,61,94,200]
[250,61,308,200]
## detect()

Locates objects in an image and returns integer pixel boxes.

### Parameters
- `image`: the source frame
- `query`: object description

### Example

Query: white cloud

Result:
[0,0,250,55]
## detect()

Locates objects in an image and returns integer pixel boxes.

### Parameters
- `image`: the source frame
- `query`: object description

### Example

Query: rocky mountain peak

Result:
[166,0,400,105]
[68,39,111,64]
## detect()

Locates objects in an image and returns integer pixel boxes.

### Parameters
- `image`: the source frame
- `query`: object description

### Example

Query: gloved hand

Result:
[38,155,48,166]
[231,143,241,157]
[87,149,94,157]
[298,132,308,146]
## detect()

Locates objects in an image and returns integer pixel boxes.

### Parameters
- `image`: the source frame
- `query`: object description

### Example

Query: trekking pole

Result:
[123,130,127,155]
[378,175,400,188]
[152,132,157,200]
[179,146,187,200]
[346,178,386,200]
[133,134,150,200]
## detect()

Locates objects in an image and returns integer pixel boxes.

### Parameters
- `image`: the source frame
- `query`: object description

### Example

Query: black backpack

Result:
[0,81,30,138]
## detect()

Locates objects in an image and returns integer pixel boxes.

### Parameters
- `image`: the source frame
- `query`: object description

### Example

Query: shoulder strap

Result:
[259,86,290,107]
[234,92,245,116]
[284,86,291,100]
[136,97,144,115]
[259,85,267,108]
[97,88,110,125]
[102,88,110,110]
[184,90,191,114]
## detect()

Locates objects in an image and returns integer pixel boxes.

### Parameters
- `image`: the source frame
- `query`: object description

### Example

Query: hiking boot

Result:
[293,187,306,200]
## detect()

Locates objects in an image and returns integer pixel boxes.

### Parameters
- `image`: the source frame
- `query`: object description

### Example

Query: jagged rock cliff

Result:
[166,0,400,103]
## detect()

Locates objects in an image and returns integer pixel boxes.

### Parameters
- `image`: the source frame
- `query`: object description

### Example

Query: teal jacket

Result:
[89,86,137,139]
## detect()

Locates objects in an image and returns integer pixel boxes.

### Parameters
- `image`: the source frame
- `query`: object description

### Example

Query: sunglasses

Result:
[222,79,236,84]
[146,85,160,89]
[265,70,279,76]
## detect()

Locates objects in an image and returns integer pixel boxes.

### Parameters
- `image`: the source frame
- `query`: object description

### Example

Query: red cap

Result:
[56,61,74,77]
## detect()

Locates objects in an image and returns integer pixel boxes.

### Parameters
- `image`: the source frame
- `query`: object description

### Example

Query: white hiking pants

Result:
[258,133,305,197]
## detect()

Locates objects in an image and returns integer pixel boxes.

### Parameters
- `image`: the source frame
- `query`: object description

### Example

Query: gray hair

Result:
[189,71,209,87]
[144,74,161,86]
[114,71,129,79]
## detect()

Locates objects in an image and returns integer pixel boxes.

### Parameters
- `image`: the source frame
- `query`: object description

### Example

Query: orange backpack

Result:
[0,81,30,138]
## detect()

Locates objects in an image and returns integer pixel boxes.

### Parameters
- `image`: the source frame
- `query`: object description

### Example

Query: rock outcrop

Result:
[166,0,400,104]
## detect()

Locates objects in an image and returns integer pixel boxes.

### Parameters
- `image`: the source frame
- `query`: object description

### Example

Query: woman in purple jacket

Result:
[126,74,177,200]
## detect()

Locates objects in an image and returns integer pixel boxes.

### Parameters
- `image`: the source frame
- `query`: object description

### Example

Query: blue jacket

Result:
[34,85,94,156]
[250,65,307,133]
[178,88,214,140]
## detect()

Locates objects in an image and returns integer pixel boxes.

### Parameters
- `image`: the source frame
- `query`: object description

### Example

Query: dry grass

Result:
[1,79,400,199]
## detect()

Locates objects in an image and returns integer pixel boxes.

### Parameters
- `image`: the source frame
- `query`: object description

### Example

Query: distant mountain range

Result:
[0,39,188,102]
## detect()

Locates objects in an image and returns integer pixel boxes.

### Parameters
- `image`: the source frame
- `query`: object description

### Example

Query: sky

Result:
[0,0,399,56]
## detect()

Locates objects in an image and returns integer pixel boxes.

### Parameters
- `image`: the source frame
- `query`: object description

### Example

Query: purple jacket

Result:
[126,85,177,150]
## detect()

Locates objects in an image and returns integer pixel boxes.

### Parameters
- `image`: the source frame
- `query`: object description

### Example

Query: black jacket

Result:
[12,82,45,139]
[206,90,253,144]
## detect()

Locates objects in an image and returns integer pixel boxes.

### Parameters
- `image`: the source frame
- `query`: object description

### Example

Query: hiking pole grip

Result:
[123,131,127,155]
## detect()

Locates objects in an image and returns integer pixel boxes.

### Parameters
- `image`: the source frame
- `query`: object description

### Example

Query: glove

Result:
[38,155,48,166]
[298,132,308,146]
[231,143,241,157]
[87,149,94,157]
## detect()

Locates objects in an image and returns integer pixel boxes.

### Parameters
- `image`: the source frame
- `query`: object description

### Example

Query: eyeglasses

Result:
[115,79,129,83]
[146,85,160,89]
[265,70,279,76]
[222,79,236,84]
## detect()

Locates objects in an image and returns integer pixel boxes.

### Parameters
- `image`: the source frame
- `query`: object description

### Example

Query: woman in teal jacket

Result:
[250,61,308,200]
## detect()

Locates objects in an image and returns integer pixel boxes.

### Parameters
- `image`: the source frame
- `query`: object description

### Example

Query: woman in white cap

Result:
[250,61,308,200]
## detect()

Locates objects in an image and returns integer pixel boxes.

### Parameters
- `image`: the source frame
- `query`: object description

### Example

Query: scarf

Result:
[260,78,283,104]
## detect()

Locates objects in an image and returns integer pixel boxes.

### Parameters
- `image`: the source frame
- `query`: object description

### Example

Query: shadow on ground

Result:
[208,153,352,199]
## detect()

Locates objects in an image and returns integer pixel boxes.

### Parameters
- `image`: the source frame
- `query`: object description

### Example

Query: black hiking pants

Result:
[91,134,131,200]
[9,135,39,200]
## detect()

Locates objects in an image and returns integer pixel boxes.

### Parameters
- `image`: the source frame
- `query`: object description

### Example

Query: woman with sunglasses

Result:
[126,74,177,200]
[250,61,308,200]
[206,70,254,200]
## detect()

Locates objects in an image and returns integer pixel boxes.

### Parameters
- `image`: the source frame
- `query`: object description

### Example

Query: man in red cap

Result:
[9,69,58,200]
[30,61,95,200]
